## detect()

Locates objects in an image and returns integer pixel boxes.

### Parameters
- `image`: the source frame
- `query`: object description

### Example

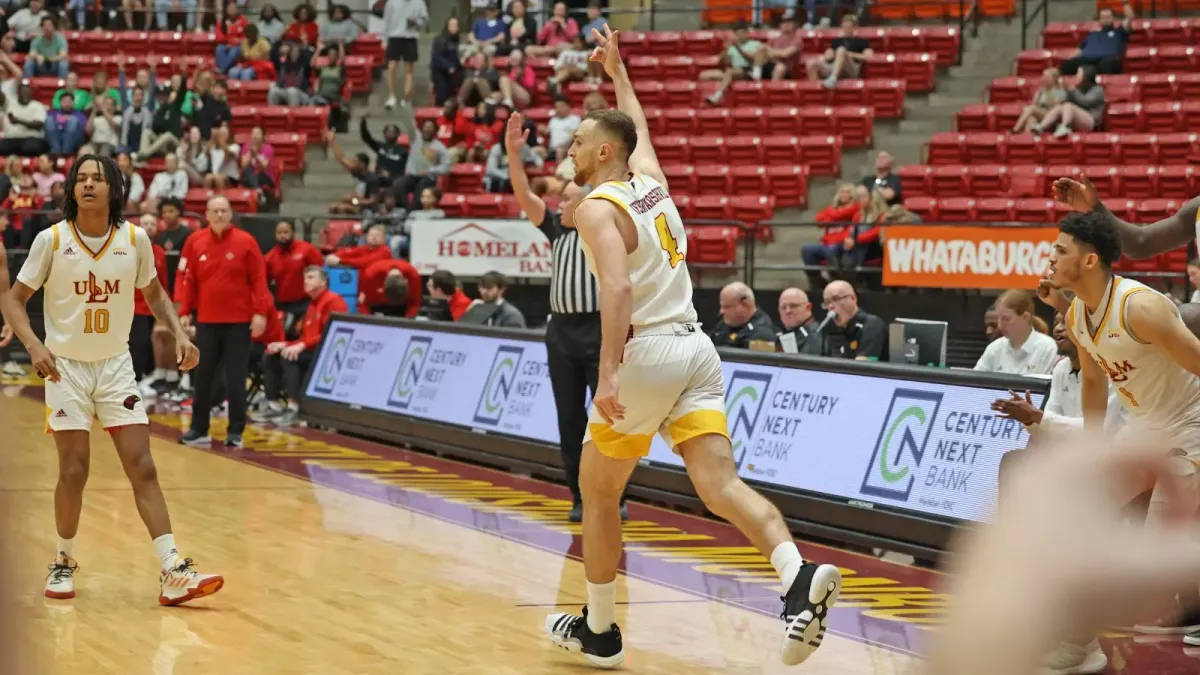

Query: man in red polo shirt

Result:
[264,220,322,318]
[175,196,274,449]
[259,266,348,424]
[359,257,422,317]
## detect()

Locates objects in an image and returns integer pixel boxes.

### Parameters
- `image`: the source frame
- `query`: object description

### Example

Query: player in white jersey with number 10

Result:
[0,155,223,606]
[542,25,842,670]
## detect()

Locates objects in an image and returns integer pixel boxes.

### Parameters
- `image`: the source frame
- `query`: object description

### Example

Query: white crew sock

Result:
[152,368,167,380]
[771,541,805,592]
[586,580,617,634]
[56,537,74,560]
[153,534,181,571]
[166,370,180,384]
[179,373,190,389]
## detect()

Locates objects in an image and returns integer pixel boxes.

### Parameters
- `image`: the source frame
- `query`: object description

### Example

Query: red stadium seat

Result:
[903,197,939,221]
[969,165,1009,196]
[798,135,842,175]
[1004,134,1044,165]
[1086,166,1121,198]
[687,226,737,266]
[976,197,1016,222]
[1120,165,1158,199]
[763,106,799,135]
[654,135,690,164]
[1159,132,1199,164]
[762,135,801,164]
[1105,103,1144,133]
[896,164,932,198]
[930,165,969,196]
[1080,132,1122,164]
[1014,198,1057,223]
[730,165,770,195]
[798,106,837,136]
[766,165,808,207]
[1157,165,1196,199]
[448,163,485,194]
[731,107,765,135]
[439,193,467,217]
[989,77,1031,104]
[1040,134,1080,165]
[695,165,732,193]
[938,197,977,221]
[1121,133,1158,164]
[691,136,727,164]
[1144,102,1182,132]
[730,195,775,228]
[692,195,732,221]
[726,136,764,164]
[1103,198,1137,222]
[1137,198,1181,223]
[662,165,696,194]
[666,108,699,135]
[926,132,965,165]
[957,103,994,131]
[964,132,1007,164]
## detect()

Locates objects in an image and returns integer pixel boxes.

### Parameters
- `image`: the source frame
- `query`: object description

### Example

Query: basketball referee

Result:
[505,112,625,522]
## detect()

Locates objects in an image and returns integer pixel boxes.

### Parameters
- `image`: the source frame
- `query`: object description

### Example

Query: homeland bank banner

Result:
[305,319,1046,524]
[410,219,553,278]
[882,225,1058,289]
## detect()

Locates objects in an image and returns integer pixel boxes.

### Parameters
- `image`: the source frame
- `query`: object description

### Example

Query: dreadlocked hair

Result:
[62,154,126,228]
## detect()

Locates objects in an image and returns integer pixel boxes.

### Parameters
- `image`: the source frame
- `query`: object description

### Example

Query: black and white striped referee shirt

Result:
[538,210,599,315]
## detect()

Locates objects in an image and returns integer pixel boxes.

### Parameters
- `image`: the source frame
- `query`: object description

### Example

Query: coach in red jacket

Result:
[358,257,422,317]
[259,266,348,423]
[264,220,323,316]
[175,195,274,448]
[325,224,392,273]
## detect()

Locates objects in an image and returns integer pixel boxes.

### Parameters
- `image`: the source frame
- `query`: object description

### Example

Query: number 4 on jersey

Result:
[654,213,684,268]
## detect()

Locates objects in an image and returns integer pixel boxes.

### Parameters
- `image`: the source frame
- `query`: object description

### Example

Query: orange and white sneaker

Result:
[44,555,78,599]
[158,558,224,606]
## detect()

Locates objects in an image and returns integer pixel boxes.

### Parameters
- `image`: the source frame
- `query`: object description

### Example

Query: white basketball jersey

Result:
[1069,275,1200,430]
[19,220,154,362]
[581,173,698,327]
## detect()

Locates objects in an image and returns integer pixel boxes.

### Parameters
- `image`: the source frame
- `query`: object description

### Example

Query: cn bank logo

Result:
[860,389,943,501]
[386,336,433,410]
[726,370,773,470]
[313,327,354,395]
[473,345,525,425]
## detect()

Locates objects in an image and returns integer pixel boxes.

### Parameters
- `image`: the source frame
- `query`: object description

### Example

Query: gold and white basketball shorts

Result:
[584,323,730,460]
[44,350,148,433]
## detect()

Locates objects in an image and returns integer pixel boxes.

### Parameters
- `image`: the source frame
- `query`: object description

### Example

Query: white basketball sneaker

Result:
[44,555,78,599]
[158,558,224,606]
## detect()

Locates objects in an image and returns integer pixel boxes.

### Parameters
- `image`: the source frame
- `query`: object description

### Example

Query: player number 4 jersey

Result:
[581,173,699,327]
[16,220,157,362]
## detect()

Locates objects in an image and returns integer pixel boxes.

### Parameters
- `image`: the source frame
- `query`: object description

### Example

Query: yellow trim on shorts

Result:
[44,406,52,435]
[588,423,655,459]
[667,409,731,447]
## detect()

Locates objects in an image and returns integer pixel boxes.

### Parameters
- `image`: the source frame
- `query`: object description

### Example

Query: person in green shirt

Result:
[23,16,68,78]
[52,72,85,110]
[81,70,122,112]
[700,21,767,105]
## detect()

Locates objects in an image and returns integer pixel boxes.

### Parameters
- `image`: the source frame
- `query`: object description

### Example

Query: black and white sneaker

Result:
[225,432,243,448]
[545,606,625,669]
[780,562,842,666]
[1184,629,1200,646]
[179,429,211,447]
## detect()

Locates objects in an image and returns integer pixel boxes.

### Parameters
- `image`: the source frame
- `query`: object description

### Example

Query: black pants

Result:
[1060,56,1122,75]
[547,312,624,505]
[0,137,47,157]
[262,350,312,402]
[276,298,310,340]
[191,322,251,436]
[129,314,155,379]
[393,174,436,210]
[431,67,457,106]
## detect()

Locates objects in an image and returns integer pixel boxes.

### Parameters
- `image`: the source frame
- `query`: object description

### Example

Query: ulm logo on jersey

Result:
[387,336,433,410]
[860,389,943,502]
[725,370,774,471]
[313,327,355,395]
[73,272,119,303]
[473,346,525,426]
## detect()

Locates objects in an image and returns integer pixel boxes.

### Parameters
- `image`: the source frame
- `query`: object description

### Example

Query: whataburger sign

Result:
[881,225,1059,290]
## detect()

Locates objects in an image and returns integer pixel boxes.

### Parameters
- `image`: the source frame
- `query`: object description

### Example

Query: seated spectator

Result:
[580,1,606,46]
[463,101,502,162]
[117,151,145,211]
[23,16,68,78]
[764,12,804,81]
[84,95,122,157]
[2,175,45,240]
[45,92,87,156]
[197,124,241,189]
[239,126,277,196]
[154,0,198,31]
[260,266,348,425]
[499,0,538,57]
[1033,67,1105,138]
[0,157,23,200]
[417,269,471,321]
[470,1,509,57]
[702,22,765,106]
[118,88,153,155]
[409,186,445,222]
[805,14,871,89]
[861,151,901,205]
[154,197,190,253]
[527,1,577,57]
[269,42,313,106]
[499,48,536,109]
[801,182,860,285]
[358,256,422,317]
[52,73,85,111]
[214,2,248,74]
[430,17,462,106]
[974,289,1057,375]
[488,129,543,193]
[120,0,152,31]
[0,38,20,87]
[143,153,189,213]
[457,50,502,108]
[775,287,824,355]
[281,3,319,56]
[310,43,348,129]
[319,4,359,47]
[135,63,190,161]
[544,96,579,162]
[435,99,471,162]
[821,280,888,361]
[583,90,608,113]
[177,126,206,183]
[257,4,286,43]
[396,103,451,209]
[116,57,156,114]
[0,84,49,157]
[1013,68,1067,133]
[326,223,392,271]
[324,129,380,215]
[547,35,592,96]
[460,271,527,327]
[10,0,47,51]
[82,71,121,113]
[228,25,273,80]
[31,155,64,197]
[710,282,778,349]
[192,79,232,140]
[1060,4,1133,76]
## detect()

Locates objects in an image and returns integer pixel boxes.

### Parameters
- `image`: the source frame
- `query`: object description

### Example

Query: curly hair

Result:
[1058,210,1122,270]
[62,155,125,228]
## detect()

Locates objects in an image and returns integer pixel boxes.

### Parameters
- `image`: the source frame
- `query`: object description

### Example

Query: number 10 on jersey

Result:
[654,213,684,268]
[84,308,110,334]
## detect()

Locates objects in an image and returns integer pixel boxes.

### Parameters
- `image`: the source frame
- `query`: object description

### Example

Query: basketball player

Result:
[1054,174,1200,262]
[0,156,224,605]
[543,25,842,669]
[1043,210,1200,672]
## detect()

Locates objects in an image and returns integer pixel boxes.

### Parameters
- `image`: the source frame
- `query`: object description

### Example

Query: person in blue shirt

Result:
[469,0,509,57]
[1060,3,1134,76]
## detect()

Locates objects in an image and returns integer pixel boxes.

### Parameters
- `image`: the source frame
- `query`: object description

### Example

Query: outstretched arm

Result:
[590,25,667,190]
[1054,175,1200,259]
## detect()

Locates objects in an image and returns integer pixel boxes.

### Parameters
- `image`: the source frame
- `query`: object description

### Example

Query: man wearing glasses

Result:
[775,287,824,355]
[820,280,887,360]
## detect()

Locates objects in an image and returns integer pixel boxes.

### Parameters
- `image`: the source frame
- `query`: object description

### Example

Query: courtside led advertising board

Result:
[305,319,1046,524]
